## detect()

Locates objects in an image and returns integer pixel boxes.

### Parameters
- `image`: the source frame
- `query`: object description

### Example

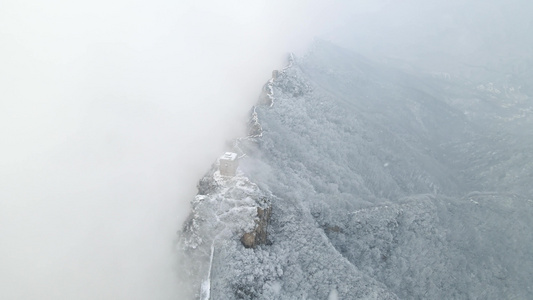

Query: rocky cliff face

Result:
[178,41,533,299]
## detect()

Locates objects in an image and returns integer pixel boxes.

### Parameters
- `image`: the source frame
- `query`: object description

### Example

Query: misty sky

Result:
[0,0,530,299]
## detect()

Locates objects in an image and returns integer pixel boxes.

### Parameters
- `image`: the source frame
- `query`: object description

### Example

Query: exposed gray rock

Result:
[241,204,272,248]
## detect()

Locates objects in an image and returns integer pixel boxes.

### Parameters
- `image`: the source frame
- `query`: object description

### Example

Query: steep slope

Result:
[178,41,533,299]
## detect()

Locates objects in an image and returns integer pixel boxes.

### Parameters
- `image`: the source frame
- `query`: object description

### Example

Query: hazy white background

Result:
[0,0,383,299]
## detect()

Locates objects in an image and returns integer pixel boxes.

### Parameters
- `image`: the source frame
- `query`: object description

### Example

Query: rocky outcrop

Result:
[241,203,272,248]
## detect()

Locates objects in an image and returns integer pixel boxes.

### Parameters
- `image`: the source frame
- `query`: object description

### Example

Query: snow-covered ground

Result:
[179,41,533,299]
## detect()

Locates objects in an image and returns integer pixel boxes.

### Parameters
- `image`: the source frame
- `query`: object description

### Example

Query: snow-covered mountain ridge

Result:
[178,164,274,299]
[178,41,533,299]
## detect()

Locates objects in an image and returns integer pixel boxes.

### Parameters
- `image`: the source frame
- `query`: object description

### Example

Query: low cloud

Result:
[0,0,382,298]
